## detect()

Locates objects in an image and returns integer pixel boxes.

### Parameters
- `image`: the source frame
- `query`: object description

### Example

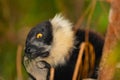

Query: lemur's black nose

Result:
[24,46,37,59]
[25,46,36,54]
[25,47,31,54]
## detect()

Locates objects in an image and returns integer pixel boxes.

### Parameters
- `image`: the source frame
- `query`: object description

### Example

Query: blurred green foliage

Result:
[0,0,110,80]
[107,41,120,80]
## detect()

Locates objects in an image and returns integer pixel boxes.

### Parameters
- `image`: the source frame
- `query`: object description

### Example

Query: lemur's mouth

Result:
[24,45,49,59]
[24,50,49,59]
[35,51,49,58]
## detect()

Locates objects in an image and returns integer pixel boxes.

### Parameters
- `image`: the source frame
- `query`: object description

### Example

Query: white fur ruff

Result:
[36,14,74,67]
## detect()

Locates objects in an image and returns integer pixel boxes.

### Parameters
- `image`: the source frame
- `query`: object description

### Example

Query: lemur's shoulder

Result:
[75,29,104,45]
[74,29,104,60]
[75,29,104,39]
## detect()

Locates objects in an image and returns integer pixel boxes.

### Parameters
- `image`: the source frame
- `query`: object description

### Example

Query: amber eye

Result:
[36,33,43,39]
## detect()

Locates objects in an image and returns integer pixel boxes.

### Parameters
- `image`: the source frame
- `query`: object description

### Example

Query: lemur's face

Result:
[25,21,53,59]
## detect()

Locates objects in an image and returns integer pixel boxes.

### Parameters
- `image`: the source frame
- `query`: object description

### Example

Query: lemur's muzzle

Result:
[24,45,49,59]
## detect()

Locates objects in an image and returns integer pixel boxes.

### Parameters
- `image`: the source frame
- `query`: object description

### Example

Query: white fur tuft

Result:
[48,14,74,66]
[51,14,73,30]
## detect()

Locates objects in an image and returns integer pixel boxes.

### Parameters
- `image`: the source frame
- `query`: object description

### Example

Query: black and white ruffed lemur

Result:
[23,14,104,80]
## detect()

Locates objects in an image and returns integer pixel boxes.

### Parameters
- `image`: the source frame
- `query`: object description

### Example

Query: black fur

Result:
[54,29,104,80]
[26,21,53,45]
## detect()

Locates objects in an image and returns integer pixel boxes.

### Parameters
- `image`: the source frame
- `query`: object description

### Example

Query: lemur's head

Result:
[25,21,53,58]
[24,14,74,66]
